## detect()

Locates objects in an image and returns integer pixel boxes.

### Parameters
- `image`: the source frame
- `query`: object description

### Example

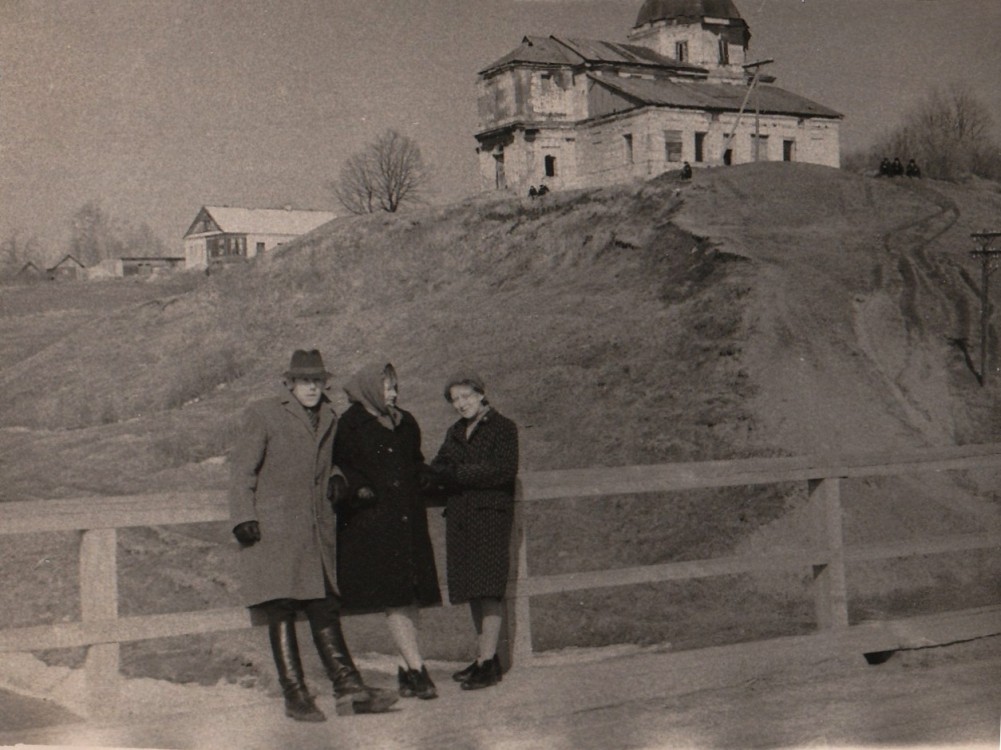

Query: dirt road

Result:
[2,635,998,749]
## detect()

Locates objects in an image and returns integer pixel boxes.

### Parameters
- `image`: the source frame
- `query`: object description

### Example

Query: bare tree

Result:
[852,83,1001,180]
[69,200,125,266]
[1,229,42,277]
[330,130,431,214]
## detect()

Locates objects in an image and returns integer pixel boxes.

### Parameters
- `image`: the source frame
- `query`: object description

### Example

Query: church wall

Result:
[477,68,587,133]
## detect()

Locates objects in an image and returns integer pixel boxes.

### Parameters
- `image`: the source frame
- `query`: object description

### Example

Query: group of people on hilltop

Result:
[879,156,922,178]
[527,184,550,198]
[230,350,519,722]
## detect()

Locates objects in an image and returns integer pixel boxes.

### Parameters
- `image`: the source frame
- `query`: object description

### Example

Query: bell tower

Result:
[628,0,750,80]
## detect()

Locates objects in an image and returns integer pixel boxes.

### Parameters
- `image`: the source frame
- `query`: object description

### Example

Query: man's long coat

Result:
[228,388,338,607]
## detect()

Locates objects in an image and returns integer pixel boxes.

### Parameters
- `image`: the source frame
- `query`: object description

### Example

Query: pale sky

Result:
[1,0,999,261]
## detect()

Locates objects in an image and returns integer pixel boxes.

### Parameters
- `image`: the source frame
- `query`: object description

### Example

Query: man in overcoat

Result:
[229,349,396,721]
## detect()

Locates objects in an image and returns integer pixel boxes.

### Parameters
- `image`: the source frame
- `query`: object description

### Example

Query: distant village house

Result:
[46,254,86,281]
[475,0,842,193]
[182,206,336,270]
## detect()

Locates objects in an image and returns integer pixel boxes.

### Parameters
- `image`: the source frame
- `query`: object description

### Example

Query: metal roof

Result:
[186,207,336,238]
[589,73,842,119]
[480,35,706,75]
[634,0,746,28]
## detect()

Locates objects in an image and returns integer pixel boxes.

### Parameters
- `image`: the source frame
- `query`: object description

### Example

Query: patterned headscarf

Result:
[344,362,401,430]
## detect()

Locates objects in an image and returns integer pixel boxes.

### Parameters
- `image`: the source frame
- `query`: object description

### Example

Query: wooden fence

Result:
[2,444,1001,716]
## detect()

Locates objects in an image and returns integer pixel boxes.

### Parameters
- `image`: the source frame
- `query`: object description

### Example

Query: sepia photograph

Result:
[1,0,1000,748]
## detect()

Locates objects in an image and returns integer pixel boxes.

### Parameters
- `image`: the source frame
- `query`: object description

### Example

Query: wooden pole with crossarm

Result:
[970,231,1001,385]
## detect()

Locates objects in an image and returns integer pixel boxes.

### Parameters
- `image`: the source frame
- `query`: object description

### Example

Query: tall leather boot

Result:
[310,619,398,715]
[269,617,326,722]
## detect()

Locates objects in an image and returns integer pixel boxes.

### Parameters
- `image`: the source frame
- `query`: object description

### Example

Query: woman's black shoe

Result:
[410,665,438,700]
[398,666,416,698]
[451,660,478,682]
[460,658,500,691]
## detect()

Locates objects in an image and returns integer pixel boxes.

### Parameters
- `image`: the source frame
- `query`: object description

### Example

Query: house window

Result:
[256,242,265,254]
[664,130,683,162]
[675,41,688,62]
[544,155,557,177]
[751,134,769,161]
[694,131,707,163]
[718,39,729,64]
[783,139,795,161]
[623,133,634,164]
[540,72,552,92]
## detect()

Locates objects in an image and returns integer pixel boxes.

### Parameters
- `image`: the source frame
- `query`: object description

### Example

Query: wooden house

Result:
[182,206,336,270]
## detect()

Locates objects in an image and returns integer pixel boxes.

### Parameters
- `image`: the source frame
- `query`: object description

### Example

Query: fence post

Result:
[80,527,120,718]
[500,479,532,671]
[809,477,849,630]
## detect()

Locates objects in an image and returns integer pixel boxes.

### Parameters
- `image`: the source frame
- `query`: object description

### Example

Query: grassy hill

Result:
[2,162,1000,686]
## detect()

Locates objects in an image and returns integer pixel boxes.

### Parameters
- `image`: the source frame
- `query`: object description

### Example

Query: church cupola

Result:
[628,0,750,77]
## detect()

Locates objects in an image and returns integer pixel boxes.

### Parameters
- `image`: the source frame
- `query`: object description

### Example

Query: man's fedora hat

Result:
[284,349,332,380]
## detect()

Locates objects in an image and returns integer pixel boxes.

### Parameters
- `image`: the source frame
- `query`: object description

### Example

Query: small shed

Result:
[46,254,86,281]
[121,256,186,276]
[17,261,45,280]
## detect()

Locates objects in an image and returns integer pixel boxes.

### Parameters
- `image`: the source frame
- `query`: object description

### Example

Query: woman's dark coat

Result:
[228,389,339,607]
[431,409,519,604]
[332,402,442,612]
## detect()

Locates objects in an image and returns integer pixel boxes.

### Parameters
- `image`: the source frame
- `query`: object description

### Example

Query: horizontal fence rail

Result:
[2,444,1001,716]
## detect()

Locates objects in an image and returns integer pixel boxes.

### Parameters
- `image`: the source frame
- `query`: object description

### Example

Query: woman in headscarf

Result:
[332,362,442,700]
[428,371,519,691]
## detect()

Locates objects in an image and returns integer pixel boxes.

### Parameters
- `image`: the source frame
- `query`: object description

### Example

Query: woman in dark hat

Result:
[428,371,519,690]
[332,362,442,700]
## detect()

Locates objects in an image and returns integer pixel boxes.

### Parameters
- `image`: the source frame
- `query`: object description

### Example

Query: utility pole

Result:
[969,231,1001,385]
[722,58,773,164]
[743,58,773,162]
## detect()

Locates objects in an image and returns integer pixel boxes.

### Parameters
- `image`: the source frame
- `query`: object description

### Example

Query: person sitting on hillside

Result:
[891,157,904,176]
[528,185,538,198]
[906,159,922,178]
[681,161,693,180]
[229,349,397,722]
[536,184,549,196]
[879,157,892,176]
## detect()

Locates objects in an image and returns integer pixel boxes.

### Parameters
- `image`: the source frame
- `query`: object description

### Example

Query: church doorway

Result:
[494,153,506,189]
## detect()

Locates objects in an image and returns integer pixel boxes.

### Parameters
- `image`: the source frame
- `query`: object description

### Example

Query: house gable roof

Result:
[588,73,843,119]
[48,254,86,271]
[480,35,706,76]
[183,206,336,239]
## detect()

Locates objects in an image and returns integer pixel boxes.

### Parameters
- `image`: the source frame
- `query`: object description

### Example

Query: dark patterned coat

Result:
[431,409,519,604]
[228,389,339,607]
[332,402,442,612]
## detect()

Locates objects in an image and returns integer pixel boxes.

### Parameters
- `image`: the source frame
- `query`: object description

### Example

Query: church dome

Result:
[634,0,745,28]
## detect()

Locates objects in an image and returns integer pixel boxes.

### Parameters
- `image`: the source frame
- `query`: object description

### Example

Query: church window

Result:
[545,155,557,177]
[664,130,683,162]
[751,134,769,161]
[675,41,688,62]
[718,39,729,64]
[623,133,634,164]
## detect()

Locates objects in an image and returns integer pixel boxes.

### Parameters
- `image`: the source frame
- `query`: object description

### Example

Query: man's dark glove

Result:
[232,520,261,547]
[328,475,349,508]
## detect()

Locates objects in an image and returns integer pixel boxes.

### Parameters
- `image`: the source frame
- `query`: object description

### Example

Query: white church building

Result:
[474,0,842,193]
